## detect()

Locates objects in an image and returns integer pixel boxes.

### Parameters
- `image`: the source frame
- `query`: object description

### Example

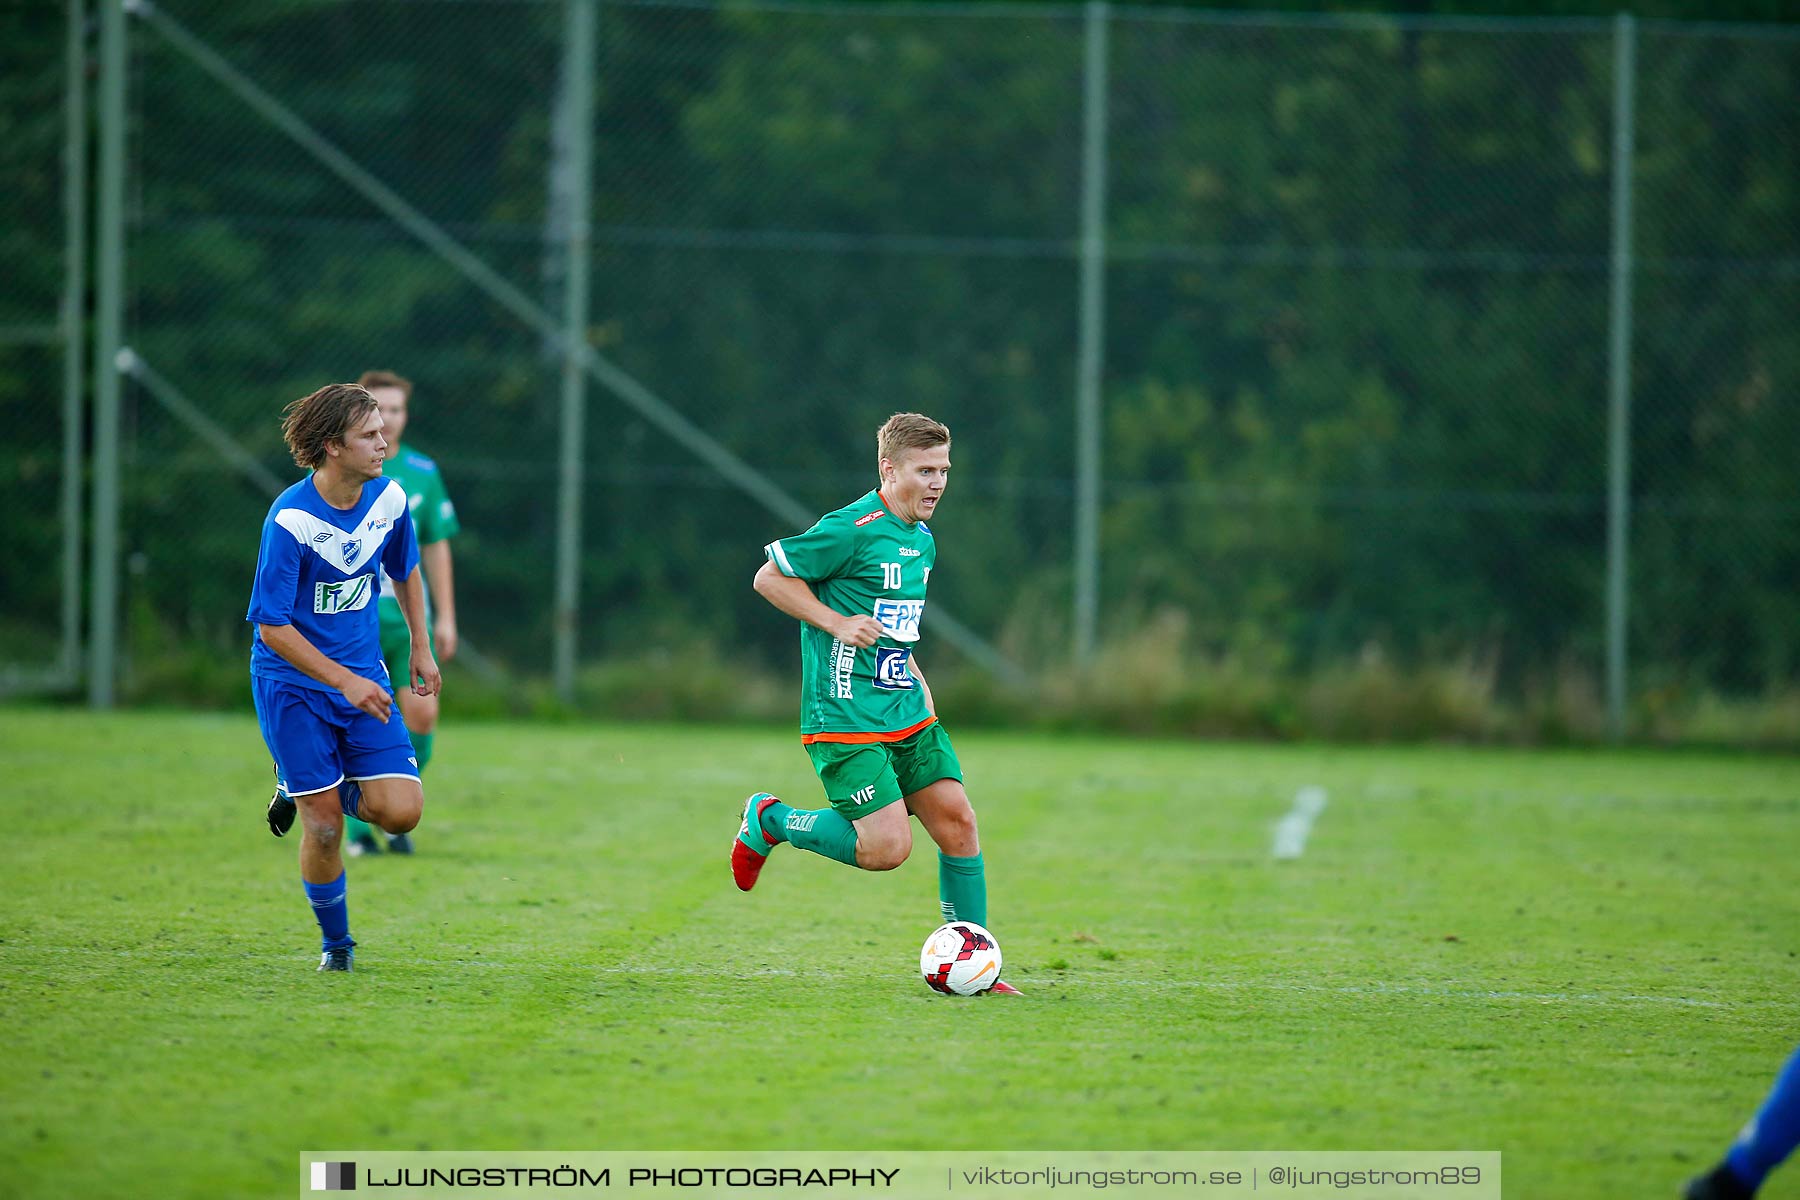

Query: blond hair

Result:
[280,383,376,470]
[357,369,412,398]
[876,412,950,477]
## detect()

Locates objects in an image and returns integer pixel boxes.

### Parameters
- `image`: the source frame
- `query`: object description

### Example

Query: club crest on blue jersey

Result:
[341,538,362,566]
[873,646,915,690]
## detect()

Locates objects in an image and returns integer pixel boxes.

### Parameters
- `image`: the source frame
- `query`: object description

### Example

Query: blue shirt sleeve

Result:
[382,490,421,589]
[246,516,302,627]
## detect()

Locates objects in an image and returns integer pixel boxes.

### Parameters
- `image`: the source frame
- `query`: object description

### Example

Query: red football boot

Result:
[731,792,782,892]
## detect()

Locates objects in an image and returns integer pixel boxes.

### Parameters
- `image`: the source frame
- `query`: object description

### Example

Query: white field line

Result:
[1272,785,1328,859]
[1141,776,1792,810]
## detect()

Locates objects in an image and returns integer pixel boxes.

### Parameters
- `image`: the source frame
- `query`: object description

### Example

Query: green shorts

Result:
[379,610,433,695]
[804,720,963,820]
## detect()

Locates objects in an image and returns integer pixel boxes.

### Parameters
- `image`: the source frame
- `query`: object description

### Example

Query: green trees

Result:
[3,0,1794,725]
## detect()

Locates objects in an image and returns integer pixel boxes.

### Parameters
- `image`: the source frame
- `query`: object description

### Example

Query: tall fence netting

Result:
[7,0,1797,726]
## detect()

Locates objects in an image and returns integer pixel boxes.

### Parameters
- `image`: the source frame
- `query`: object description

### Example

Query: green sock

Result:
[345,815,375,842]
[762,799,859,867]
[410,729,434,773]
[938,852,987,927]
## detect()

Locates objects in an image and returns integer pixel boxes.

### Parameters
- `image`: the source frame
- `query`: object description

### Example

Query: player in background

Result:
[1685,1042,1800,1199]
[339,369,461,855]
[252,383,439,971]
[730,412,1019,995]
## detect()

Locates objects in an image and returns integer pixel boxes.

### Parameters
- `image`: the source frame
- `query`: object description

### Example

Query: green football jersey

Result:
[377,441,460,619]
[765,488,938,741]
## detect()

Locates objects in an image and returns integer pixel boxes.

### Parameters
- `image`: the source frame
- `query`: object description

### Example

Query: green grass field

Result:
[2,709,1796,1198]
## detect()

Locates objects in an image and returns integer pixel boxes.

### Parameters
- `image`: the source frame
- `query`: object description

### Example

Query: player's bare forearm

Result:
[259,622,392,721]
[395,568,442,696]
[422,539,458,660]
[259,623,354,690]
[394,567,427,644]
[753,560,881,647]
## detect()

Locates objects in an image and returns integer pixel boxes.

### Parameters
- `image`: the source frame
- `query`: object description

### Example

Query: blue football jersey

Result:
[247,475,419,693]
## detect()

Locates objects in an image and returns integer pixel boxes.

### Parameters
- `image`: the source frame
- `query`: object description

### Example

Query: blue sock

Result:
[1727,1042,1800,1190]
[760,799,860,867]
[338,780,362,820]
[303,872,354,953]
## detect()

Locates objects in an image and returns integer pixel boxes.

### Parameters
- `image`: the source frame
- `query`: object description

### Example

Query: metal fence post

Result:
[1604,12,1637,741]
[553,0,597,703]
[1074,0,1109,666]
[87,0,128,708]
[61,0,90,687]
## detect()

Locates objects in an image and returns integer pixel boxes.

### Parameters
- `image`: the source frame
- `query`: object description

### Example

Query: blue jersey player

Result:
[1686,1041,1800,1199]
[249,383,441,971]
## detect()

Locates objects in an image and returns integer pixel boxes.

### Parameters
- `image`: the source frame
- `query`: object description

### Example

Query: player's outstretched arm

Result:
[753,560,882,647]
[258,622,393,722]
[394,566,442,696]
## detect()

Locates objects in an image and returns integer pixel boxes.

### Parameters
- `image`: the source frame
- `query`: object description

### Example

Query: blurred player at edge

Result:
[250,383,439,971]
[730,411,1019,995]
[340,369,461,856]
[1685,1042,1800,1199]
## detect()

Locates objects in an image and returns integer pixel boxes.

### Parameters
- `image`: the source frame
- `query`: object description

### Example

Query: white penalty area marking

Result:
[1272,784,1327,860]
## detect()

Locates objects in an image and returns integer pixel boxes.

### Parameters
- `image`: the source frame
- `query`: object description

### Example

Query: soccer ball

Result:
[920,921,1003,995]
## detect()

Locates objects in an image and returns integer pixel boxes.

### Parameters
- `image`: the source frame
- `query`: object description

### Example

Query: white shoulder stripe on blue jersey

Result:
[767,539,797,577]
[274,481,408,576]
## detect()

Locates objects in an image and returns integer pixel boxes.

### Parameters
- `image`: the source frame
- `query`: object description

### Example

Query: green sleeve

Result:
[765,512,855,582]
[416,465,460,544]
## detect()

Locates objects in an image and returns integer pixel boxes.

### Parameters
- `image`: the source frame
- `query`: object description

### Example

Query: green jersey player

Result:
[344,370,461,855]
[731,412,1019,995]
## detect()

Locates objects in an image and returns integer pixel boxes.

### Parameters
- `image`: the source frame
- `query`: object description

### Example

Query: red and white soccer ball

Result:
[920,921,1003,995]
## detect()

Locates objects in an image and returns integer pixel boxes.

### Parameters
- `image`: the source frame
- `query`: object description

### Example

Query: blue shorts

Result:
[253,675,420,797]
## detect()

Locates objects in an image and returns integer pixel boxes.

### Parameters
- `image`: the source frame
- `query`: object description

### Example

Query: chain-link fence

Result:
[0,0,83,695]
[9,0,1798,735]
[1630,23,1800,707]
